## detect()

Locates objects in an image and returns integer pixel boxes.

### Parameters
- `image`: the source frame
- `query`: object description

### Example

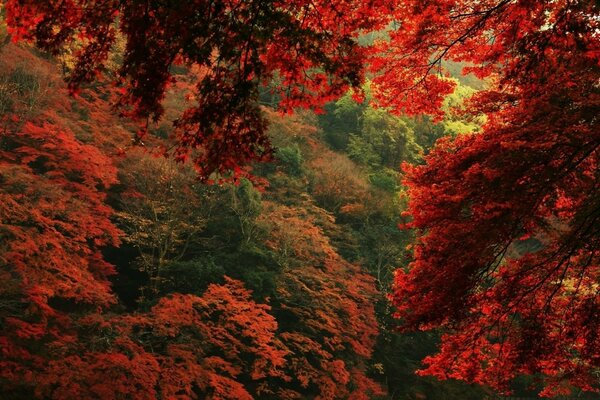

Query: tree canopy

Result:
[4,0,391,179]
[375,0,600,396]
[1,0,599,397]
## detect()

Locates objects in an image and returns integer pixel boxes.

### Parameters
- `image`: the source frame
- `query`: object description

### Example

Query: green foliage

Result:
[323,126,351,151]
[160,258,225,295]
[318,90,365,150]
[361,107,422,167]
[276,144,305,176]
[236,179,262,215]
[368,168,400,193]
[319,85,424,173]
[407,116,447,153]
[347,134,381,166]
[222,244,280,300]
[440,78,484,136]
[230,178,264,244]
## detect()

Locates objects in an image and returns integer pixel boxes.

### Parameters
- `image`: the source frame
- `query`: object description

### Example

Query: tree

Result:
[4,0,391,179]
[260,202,385,399]
[26,278,286,400]
[117,151,212,297]
[0,45,291,400]
[372,0,600,396]
[355,106,422,169]
[309,149,370,214]
[0,116,121,397]
[0,64,52,137]
[228,178,264,245]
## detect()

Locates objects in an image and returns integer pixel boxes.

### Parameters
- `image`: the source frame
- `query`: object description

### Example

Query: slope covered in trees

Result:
[0,42,384,399]
[1,0,599,398]
[0,37,490,399]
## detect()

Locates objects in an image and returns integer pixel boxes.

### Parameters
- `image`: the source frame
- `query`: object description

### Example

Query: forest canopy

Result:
[0,0,599,399]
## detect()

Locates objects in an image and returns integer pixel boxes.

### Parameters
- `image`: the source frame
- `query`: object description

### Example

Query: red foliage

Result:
[5,0,391,178]
[5,0,598,396]
[3,266,285,399]
[380,0,600,396]
[0,117,121,392]
[28,278,283,400]
[0,53,288,398]
[262,203,384,399]
[117,277,286,400]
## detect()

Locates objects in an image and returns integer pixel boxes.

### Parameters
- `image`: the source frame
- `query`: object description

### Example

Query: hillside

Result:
[0,41,490,399]
[2,2,599,395]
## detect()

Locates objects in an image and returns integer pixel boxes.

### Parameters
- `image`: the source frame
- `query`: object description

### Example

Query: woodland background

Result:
[0,1,598,398]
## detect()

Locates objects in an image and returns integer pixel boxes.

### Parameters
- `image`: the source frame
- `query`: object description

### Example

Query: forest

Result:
[0,0,598,399]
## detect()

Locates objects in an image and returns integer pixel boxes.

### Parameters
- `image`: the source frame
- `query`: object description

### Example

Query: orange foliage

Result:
[261,202,384,399]
[0,113,121,395]
[309,149,370,213]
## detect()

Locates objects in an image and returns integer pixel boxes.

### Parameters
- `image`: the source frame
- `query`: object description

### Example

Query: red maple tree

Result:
[261,202,385,399]
[371,0,600,396]
[4,0,391,179]
[0,118,121,394]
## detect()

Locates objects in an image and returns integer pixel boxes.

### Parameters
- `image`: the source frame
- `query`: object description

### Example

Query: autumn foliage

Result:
[0,40,384,398]
[262,202,384,398]
[0,83,121,396]
[380,0,600,396]
[3,0,393,179]
[2,0,600,398]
